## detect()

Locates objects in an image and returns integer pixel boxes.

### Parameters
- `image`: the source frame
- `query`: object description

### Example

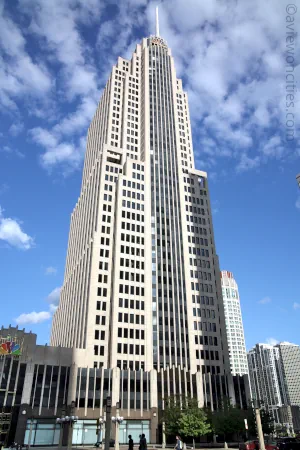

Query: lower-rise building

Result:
[0,326,250,447]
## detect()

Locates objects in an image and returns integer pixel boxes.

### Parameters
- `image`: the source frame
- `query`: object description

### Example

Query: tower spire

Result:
[155,6,160,37]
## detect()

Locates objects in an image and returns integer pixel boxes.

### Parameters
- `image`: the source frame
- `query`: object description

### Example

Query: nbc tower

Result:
[50,12,249,432]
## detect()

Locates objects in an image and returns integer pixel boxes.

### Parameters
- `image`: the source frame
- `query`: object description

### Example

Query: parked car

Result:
[239,440,277,450]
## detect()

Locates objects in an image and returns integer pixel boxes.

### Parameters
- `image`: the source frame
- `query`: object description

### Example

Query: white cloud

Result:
[0,206,34,250]
[46,286,61,306]
[258,296,272,305]
[9,122,24,136]
[45,266,57,275]
[30,127,86,173]
[296,198,300,210]
[0,0,298,175]
[0,4,52,111]
[236,154,261,173]
[293,302,300,310]
[14,285,61,326]
[265,337,279,346]
[15,311,51,325]
[0,145,24,158]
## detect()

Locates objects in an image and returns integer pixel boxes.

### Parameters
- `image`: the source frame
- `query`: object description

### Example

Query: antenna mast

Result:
[155,6,160,36]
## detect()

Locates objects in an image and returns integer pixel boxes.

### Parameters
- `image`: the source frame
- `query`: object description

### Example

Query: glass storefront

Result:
[119,420,150,445]
[23,418,149,446]
[24,420,60,446]
[72,420,98,446]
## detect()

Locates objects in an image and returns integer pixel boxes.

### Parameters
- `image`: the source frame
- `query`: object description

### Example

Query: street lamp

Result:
[96,416,106,448]
[56,414,78,448]
[111,414,124,450]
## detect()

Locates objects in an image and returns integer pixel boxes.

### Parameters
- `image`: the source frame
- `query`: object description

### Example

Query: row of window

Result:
[120,246,144,257]
[116,360,145,370]
[94,345,105,355]
[120,271,144,282]
[194,321,217,332]
[117,343,145,355]
[195,335,218,346]
[119,298,145,309]
[95,315,106,325]
[191,282,213,293]
[192,295,215,305]
[193,307,216,318]
[120,258,144,269]
[117,328,145,339]
[196,349,219,360]
[121,233,144,245]
[188,237,209,246]
[122,200,144,211]
[119,285,145,296]
[189,248,209,257]
[185,195,204,205]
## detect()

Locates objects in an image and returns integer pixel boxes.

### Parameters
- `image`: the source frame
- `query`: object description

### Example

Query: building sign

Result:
[0,339,21,356]
[150,36,167,49]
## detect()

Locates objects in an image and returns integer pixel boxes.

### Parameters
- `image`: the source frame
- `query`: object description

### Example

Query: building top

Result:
[277,341,299,347]
[221,270,234,279]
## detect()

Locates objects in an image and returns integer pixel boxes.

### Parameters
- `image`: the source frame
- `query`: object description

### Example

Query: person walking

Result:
[140,434,147,450]
[128,435,134,450]
[175,435,182,450]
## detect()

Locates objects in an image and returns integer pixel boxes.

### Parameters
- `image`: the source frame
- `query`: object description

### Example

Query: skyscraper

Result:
[51,21,231,377]
[49,16,250,439]
[221,271,248,376]
[248,344,288,423]
[277,342,300,407]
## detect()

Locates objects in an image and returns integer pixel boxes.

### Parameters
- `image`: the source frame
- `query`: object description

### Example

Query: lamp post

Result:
[56,410,78,449]
[111,404,124,450]
[253,400,265,450]
[97,415,106,448]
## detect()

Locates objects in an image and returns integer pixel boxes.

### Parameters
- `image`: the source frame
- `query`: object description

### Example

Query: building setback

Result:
[221,271,248,376]
[0,22,250,447]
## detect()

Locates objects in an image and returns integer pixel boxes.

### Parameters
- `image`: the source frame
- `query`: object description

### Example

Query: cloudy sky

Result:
[0,0,300,348]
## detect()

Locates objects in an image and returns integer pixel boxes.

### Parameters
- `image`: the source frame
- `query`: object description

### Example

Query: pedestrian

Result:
[175,435,182,450]
[128,435,134,450]
[140,434,147,450]
[139,435,142,450]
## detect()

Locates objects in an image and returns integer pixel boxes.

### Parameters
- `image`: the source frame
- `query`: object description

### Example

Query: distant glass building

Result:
[221,271,248,376]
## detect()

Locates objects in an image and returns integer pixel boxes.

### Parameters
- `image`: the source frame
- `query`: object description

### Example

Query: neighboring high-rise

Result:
[277,342,300,407]
[248,342,300,431]
[221,271,248,376]
[248,344,287,423]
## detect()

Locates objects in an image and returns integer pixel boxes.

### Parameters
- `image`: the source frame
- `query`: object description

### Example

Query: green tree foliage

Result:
[247,405,275,436]
[162,396,211,442]
[211,399,245,439]
[178,408,211,448]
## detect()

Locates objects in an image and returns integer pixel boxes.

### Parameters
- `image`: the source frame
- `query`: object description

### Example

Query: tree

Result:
[178,407,211,448]
[162,395,183,437]
[162,396,211,443]
[247,405,275,436]
[211,399,245,440]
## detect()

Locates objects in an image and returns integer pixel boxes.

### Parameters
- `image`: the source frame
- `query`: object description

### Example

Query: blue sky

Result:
[0,0,300,349]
